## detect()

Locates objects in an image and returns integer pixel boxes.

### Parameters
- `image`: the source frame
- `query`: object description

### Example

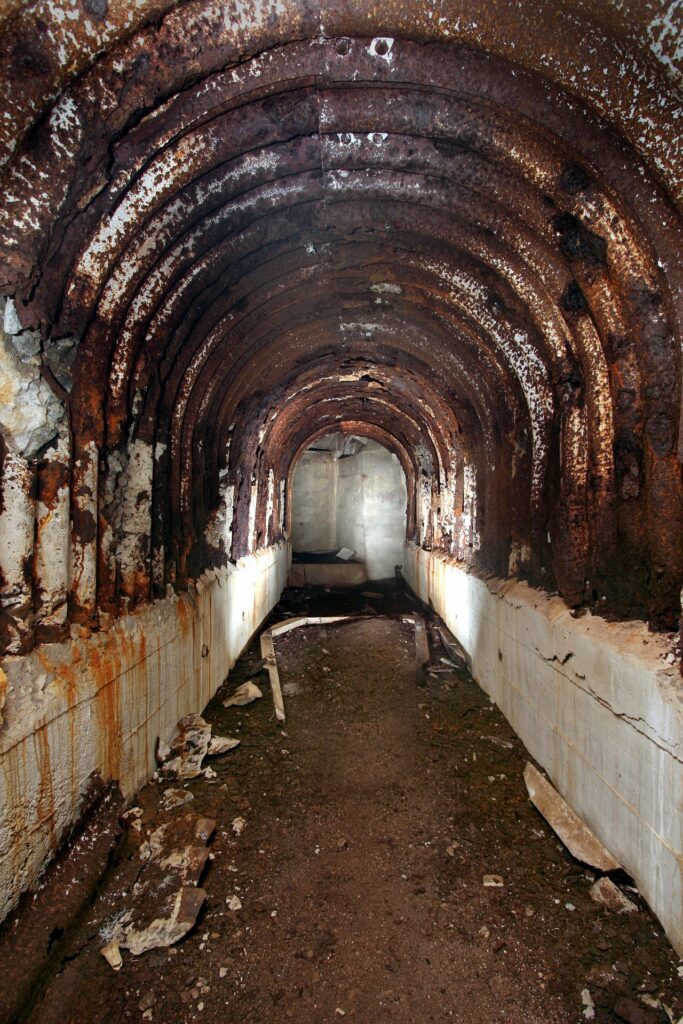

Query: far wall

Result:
[292,440,407,580]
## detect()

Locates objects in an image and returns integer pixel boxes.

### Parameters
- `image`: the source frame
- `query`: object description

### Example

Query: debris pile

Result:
[100,812,216,969]
[590,877,638,915]
[156,713,240,779]
[222,681,263,708]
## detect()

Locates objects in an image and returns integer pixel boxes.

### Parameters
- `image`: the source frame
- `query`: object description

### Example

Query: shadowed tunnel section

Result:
[0,1,681,651]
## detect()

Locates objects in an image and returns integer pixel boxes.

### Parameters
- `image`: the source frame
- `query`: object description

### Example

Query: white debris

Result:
[100,939,123,971]
[581,988,595,1020]
[482,874,504,887]
[162,715,212,779]
[208,736,240,756]
[590,876,638,914]
[161,789,194,811]
[223,681,263,707]
[156,739,172,764]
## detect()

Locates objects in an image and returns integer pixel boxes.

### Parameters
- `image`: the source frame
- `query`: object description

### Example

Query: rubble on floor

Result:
[158,713,240,779]
[590,877,638,915]
[524,762,621,872]
[7,587,683,1024]
[222,681,263,708]
[99,812,216,966]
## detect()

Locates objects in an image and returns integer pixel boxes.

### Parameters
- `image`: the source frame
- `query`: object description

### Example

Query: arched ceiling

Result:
[0,0,681,644]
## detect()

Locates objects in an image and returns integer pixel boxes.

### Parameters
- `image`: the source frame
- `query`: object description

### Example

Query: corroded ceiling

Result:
[0,0,681,654]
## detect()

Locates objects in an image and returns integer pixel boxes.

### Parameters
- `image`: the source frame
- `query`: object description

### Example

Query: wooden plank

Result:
[260,630,286,723]
[414,613,431,678]
[436,624,470,672]
[270,615,351,637]
[262,615,354,723]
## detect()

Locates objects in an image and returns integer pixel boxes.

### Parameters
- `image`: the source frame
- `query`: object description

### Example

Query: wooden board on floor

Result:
[414,614,431,678]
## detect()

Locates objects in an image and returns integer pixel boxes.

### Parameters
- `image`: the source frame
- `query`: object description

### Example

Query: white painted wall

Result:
[403,543,683,957]
[291,451,337,552]
[0,542,290,923]
[292,441,407,580]
[337,446,407,579]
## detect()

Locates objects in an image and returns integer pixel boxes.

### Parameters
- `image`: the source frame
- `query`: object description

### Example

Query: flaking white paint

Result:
[403,543,683,957]
[0,542,290,923]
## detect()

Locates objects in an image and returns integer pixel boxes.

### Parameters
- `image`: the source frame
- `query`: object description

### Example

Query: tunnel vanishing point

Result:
[0,0,682,973]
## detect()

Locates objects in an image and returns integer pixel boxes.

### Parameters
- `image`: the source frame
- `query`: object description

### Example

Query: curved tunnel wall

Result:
[0,8,681,654]
[0,0,681,953]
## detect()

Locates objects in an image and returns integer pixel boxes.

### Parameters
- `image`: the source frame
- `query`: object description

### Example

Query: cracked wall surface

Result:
[404,544,683,956]
[0,0,681,954]
[0,542,289,923]
[0,6,680,648]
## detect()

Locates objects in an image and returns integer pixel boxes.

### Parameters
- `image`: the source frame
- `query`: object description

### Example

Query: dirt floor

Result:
[12,585,683,1024]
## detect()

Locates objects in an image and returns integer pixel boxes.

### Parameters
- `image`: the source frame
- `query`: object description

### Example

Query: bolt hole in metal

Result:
[336,37,350,56]
[373,38,390,56]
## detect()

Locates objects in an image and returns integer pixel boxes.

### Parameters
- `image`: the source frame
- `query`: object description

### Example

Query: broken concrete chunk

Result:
[193,817,216,844]
[223,681,263,707]
[121,886,206,956]
[581,988,596,1020]
[163,714,212,779]
[156,738,171,764]
[227,894,242,911]
[98,811,215,964]
[208,735,240,756]
[483,874,504,887]
[232,816,246,836]
[524,763,621,871]
[139,823,169,863]
[158,844,210,886]
[121,806,143,832]
[161,789,194,811]
[100,939,123,971]
[590,877,637,914]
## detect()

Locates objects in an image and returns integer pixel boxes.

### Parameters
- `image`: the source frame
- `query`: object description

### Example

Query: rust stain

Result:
[0,10,679,662]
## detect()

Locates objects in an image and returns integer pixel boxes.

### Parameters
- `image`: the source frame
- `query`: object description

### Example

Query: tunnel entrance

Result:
[290,432,407,586]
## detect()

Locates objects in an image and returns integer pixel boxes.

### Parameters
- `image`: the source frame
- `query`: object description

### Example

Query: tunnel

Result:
[0,0,681,1019]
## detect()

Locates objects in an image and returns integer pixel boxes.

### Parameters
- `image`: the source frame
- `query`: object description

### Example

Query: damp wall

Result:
[0,542,290,923]
[403,543,683,956]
